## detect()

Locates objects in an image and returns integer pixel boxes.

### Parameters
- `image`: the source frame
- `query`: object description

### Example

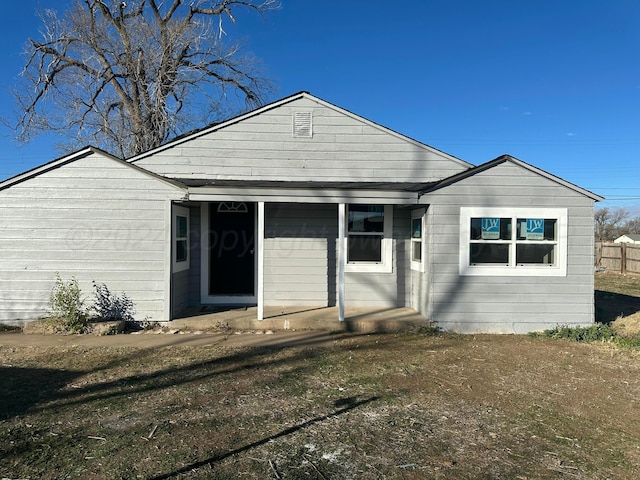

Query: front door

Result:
[209,202,255,298]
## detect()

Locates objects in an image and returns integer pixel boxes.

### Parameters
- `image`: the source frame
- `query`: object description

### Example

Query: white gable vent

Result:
[293,111,312,138]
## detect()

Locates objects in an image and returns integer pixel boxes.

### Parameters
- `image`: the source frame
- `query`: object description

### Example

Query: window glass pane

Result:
[470,243,509,264]
[348,205,384,233]
[348,235,382,262]
[516,244,555,264]
[411,218,422,239]
[176,239,188,262]
[412,241,422,262]
[516,218,557,241]
[470,218,511,240]
[176,215,188,238]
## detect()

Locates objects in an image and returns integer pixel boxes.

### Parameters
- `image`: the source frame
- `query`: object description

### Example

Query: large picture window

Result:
[460,207,567,276]
[346,204,393,273]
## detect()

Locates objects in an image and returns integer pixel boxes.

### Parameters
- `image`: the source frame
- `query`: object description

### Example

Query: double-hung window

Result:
[411,208,426,272]
[173,205,190,272]
[346,204,393,272]
[459,207,567,276]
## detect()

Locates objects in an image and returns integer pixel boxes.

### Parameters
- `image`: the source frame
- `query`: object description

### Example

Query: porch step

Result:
[171,306,434,334]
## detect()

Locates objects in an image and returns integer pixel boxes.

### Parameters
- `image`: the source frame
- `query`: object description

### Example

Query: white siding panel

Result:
[0,152,185,322]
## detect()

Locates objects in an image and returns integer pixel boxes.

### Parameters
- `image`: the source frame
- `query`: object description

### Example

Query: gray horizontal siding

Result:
[261,204,412,308]
[345,208,410,307]
[424,162,596,333]
[264,203,336,306]
[0,152,184,322]
[172,269,190,317]
[136,97,467,183]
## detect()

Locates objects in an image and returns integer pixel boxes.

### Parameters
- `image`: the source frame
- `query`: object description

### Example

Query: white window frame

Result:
[411,208,426,272]
[173,205,190,272]
[345,204,393,273]
[459,207,567,277]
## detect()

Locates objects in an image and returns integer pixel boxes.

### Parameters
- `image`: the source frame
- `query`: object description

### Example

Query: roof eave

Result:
[0,145,187,192]
[421,154,604,202]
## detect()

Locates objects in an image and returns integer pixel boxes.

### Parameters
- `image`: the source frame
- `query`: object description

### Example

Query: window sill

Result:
[345,262,392,274]
[410,261,425,273]
[461,265,567,277]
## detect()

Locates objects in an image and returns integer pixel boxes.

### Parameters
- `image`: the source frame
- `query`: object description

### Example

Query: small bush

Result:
[547,323,617,342]
[0,324,22,333]
[532,323,640,348]
[92,282,136,322]
[48,274,88,333]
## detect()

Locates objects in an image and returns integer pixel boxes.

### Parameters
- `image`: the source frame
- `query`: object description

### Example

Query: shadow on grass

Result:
[596,290,640,324]
[0,366,82,420]
[148,396,380,480]
[0,331,401,422]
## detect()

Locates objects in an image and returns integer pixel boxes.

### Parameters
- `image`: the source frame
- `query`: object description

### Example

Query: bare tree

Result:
[622,216,640,235]
[594,207,629,241]
[13,0,279,158]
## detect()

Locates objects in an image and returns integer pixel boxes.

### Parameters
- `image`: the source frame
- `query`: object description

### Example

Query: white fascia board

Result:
[304,94,473,169]
[0,146,187,195]
[0,147,95,190]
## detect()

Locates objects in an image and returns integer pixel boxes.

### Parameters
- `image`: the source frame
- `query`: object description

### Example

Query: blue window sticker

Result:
[481,218,500,239]
[526,218,544,240]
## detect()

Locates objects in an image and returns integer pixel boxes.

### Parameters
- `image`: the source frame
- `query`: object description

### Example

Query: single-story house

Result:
[614,234,640,244]
[0,92,603,333]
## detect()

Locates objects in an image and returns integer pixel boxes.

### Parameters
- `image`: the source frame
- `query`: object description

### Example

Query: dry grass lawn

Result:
[0,272,640,479]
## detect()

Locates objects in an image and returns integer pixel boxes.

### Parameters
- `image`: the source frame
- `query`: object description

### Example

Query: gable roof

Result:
[616,233,640,241]
[129,91,472,169]
[421,154,604,201]
[0,146,186,192]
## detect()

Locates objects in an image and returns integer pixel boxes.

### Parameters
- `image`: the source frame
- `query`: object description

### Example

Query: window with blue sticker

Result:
[460,208,567,276]
[515,218,558,265]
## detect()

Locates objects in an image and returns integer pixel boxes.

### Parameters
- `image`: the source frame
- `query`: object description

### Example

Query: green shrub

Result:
[532,323,640,348]
[48,274,88,333]
[92,281,136,322]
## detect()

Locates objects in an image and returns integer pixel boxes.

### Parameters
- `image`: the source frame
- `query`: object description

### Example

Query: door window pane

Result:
[412,241,422,262]
[176,215,188,238]
[411,218,422,238]
[176,239,188,262]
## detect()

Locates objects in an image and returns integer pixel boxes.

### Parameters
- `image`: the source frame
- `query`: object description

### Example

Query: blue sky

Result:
[1,0,639,213]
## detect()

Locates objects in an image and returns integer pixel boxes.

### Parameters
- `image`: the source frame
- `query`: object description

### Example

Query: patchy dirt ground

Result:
[2,332,640,479]
[1,272,640,479]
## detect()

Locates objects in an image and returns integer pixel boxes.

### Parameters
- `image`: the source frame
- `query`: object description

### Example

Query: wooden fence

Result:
[595,242,640,274]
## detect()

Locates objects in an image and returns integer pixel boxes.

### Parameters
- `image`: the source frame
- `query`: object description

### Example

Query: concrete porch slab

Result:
[171,306,432,334]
